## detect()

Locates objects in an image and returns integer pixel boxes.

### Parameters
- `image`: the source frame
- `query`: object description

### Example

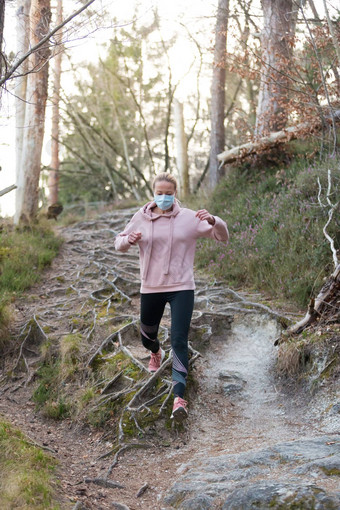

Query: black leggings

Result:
[140,290,194,398]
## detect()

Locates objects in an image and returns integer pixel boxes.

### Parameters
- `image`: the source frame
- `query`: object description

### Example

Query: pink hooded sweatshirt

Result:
[114,201,229,294]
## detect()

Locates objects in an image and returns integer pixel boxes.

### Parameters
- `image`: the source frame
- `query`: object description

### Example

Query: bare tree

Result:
[0,0,5,90]
[174,99,189,197]
[48,0,62,206]
[255,0,295,137]
[209,0,229,189]
[15,0,31,219]
[15,0,52,224]
[12,0,96,223]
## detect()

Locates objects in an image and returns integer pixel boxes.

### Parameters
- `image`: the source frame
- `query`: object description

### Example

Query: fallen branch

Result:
[283,264,340,336]
[136,483,149,498]
[217,110,340,165]
[84,477,124,489]
[0,184,17,198]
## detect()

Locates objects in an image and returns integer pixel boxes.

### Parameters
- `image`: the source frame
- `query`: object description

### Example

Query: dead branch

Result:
[317,169,339,269]
[217,111,340,165]
[217,121,313,165]
[0,184,17,197]
[0,0,96,87]
[284,264,340,336]
[136,483,149,498]
[84,477,124,489]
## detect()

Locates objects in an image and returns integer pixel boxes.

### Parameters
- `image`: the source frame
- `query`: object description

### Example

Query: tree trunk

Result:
[48,0,62,206]
[15,0,31,223]
[209,0,229,189]
[255,0,295,137]
[0,0,5,90]
[15,0,51,224]
[174,99,189,198]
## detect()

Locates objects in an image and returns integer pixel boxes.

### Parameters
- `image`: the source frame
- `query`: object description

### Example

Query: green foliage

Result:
[0,420,60,509]
[59,18,165,204]
[196,154,340,307]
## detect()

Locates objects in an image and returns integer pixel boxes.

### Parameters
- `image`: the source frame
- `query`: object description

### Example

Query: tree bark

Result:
[48,0,62,206]
[174,99,189,198]
[15,0,31,223]
[0,0,5,90]
[255,0,295,137]
[15,0,51,224]
[209,0,229,189]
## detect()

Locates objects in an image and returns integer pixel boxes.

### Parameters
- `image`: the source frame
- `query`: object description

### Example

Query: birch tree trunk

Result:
[48,0,62,206]
[209,0,229,189]
[174,99,189,198]
[0,0,5,90]
[255,0,294,137]
[15,0,51,224]
[15,0,31,222]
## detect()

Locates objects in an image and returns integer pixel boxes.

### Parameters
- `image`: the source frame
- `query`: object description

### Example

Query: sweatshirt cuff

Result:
[115,235,131,251]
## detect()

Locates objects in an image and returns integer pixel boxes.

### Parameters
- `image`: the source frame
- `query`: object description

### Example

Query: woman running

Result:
[114,173,229,422]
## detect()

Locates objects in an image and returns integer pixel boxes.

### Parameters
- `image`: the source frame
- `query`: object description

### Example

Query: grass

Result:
[0,220,62,350]
[0,420,61,509]
[195,149,340,308]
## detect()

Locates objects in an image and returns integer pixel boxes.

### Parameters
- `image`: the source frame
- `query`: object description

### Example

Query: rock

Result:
[180,494,215,509]
[222,482,340,509]
[112,503,131,510]
[163,436,340,509]
[218,370,247,395]
[329,402,340,414]
[222,381,245,395]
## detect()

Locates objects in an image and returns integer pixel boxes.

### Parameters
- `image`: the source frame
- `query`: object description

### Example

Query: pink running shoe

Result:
[171,397,188,423]
[148,348,165,373]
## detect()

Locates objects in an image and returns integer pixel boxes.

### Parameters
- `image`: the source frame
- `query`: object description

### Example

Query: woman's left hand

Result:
[196,209,215,225]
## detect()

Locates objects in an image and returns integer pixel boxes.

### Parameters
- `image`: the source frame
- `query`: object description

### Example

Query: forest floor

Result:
[0,208,339,510]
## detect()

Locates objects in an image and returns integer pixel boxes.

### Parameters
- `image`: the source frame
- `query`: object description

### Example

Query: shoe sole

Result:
[171,407,188,423]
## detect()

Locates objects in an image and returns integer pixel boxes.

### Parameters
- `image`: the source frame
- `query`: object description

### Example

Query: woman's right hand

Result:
[128,231,142,245]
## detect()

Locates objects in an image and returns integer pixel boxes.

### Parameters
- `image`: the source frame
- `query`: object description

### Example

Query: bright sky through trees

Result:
[0,0,333,215]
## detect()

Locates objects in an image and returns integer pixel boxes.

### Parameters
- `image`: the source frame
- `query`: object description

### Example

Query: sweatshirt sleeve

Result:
[114,211,142,252]
[195,215,229,243]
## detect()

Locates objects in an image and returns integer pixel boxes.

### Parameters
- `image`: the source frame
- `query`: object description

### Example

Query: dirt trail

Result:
[0,209,338,510]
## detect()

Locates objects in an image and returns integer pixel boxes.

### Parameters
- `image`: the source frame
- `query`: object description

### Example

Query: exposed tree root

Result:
[4,208,288,494]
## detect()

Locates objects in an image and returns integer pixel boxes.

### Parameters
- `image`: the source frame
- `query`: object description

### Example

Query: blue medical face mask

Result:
[154,194,175,210]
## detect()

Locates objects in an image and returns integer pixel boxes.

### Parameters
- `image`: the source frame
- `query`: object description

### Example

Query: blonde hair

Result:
[152,172,177,191]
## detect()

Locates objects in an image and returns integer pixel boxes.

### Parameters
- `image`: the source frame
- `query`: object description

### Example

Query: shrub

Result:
[196,155,340,307]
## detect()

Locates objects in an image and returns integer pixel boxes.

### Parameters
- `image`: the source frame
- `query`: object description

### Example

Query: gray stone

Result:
[330,402,340,414]
[222,381,245,395]
[294,454,340,476]
[179,494,214,509]
[271,437,340,462]
[221,482,340,509]
[164,436,340,509]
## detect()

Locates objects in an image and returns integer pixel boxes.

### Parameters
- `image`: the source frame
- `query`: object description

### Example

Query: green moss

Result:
[320,467,340,476]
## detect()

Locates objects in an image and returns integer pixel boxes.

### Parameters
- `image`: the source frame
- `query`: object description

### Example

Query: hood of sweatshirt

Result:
[140,200,181,279]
